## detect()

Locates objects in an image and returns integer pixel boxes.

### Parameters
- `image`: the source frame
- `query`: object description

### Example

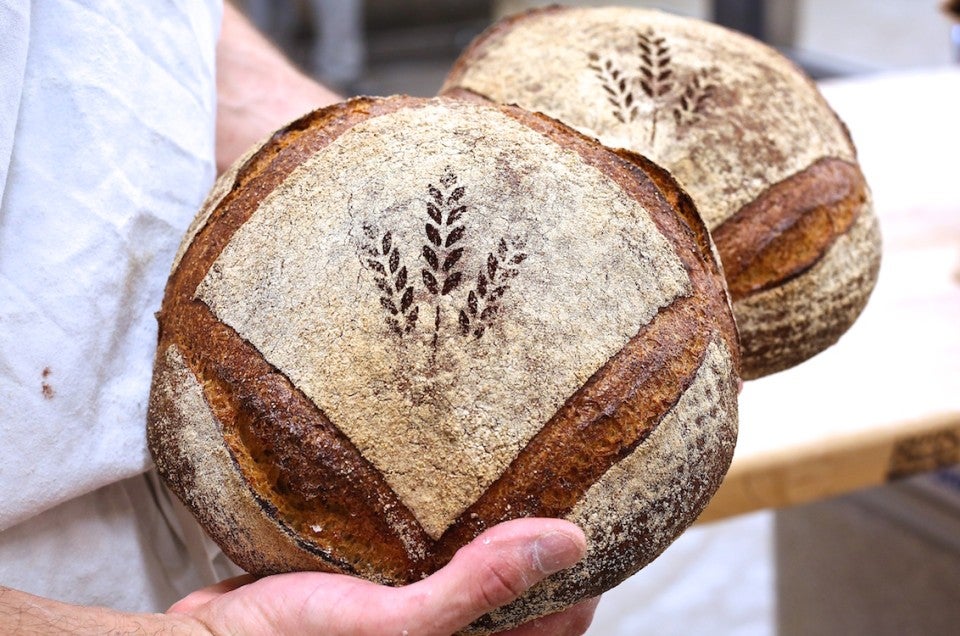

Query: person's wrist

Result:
[215,64,341,172]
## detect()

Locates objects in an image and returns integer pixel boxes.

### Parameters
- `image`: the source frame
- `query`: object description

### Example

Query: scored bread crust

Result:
[441,6,882,379]
[148,95,739,633]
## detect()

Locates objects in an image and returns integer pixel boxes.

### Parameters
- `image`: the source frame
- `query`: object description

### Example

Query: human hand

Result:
[168,518,597,636]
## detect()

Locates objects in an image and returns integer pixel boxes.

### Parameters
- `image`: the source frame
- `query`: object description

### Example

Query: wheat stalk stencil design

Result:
[458,238,527,339]
[360,171,527,347]
[588,53,638,124]
[671,67,718,128]
[422,171,467,348]
[362,227,419,336]
[636,29,674,144]
[586,28,718,144]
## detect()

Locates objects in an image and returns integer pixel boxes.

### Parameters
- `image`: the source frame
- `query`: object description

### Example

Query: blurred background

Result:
[231,2,960,635]
[235,0,959,96]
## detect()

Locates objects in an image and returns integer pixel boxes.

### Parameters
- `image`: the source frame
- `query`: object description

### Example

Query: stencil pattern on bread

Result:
[459,236,527,339]
[195,103,692,539]
[362,227,419,336]
[444,7,856,229]
[588,28,718,144]
[362,171,528,344]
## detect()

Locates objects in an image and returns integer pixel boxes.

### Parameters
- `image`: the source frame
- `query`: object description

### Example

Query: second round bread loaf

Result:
[442,6,882,379]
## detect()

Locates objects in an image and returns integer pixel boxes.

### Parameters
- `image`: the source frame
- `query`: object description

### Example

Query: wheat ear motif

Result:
[422,171,467,348]
[636,29,674,144]
[362,227,419,336]
[588,52,638,124]
[361,172,528,344]
[458,238,527,339]
[587,29,721,144]
[672,67,718,128]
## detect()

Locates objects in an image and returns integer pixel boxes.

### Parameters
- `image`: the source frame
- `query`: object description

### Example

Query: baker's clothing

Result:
[0,0,237,609]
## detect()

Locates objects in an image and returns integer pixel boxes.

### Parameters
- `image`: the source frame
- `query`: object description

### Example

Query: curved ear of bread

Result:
[441,6,882,379]
[148,95,739,633]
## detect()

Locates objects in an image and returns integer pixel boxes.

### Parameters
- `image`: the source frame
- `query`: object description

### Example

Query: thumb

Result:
[396,518,587,636]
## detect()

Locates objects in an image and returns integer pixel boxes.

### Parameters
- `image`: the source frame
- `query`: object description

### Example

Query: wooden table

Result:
[700,67,960,522]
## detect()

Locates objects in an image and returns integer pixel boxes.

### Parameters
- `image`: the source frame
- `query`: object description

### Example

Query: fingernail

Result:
[532,531,585,575]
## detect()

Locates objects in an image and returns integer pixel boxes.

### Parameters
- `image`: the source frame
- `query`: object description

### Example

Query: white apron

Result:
[0,0,239,610]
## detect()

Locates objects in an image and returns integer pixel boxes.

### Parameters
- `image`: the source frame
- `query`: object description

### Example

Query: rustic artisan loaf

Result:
[147,95,739,633]
[442,6,882,379]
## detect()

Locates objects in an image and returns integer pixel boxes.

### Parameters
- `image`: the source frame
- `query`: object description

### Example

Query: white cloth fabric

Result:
[0,1,29,192]
[0,0,234,609]
[0,470,241,612]
[0,0,220,531]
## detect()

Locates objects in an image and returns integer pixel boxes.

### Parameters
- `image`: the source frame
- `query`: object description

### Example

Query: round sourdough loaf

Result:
[441,6,882,379]
[147,96,739,633]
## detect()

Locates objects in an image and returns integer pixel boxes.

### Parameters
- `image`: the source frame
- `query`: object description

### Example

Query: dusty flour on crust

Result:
[149,345,351,577]
[451,7,856,229]
[477,339,737,631]
[195,101,692,539]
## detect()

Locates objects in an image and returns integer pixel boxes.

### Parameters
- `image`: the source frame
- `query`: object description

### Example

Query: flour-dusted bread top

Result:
[443,7,882,378]
[148,96,739,634]
[196,100,693,540]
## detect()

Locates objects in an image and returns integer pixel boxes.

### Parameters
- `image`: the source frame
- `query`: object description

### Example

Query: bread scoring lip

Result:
[712,157,867,299]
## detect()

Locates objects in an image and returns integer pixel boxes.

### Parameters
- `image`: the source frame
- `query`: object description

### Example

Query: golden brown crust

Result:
[471,341,739,634]
[148,345,365,578]
[149,95,739,631]
[734,202,881,378]
[713,157,867,299]
[176,303,432,581]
